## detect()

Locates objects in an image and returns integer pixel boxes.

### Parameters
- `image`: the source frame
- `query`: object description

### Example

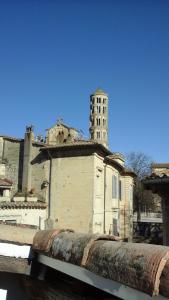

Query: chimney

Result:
[22,125,34,193]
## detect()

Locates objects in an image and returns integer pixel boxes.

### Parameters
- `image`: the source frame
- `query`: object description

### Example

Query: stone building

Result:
[0,89,135,239]
[144,163,169,245]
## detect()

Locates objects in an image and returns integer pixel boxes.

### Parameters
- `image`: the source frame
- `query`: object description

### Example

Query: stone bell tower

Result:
[89,88,108,148]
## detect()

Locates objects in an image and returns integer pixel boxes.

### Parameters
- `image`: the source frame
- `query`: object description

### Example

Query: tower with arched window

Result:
[89,88,108,148]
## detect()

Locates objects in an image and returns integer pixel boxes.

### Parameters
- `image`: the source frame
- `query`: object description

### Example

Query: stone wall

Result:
[120,175,134,240]
[31,145,49,200]
[50,155,94,232]
[2,139,23,196]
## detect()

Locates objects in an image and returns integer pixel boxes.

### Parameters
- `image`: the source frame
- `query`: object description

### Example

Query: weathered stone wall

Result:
[46,123,78,145]
[50,155,94,232]
[92,153,105,234]
[105,164,121,236]
[2,139,23,196]
[120,175,133,240]
[31,145,49,200]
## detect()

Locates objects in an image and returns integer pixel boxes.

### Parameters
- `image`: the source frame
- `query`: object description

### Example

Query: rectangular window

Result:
[99,106,101,113]
[103,107,106,114]
[96,118,101,126]
[103,119,106,126]
[97,131,100,139]
[129,186,133,202]
[112,175,117,198]
[119,180,122,201]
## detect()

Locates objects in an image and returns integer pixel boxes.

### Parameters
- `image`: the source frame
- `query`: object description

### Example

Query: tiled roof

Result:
[145,173,169,181]
[40,140,112,156]
[143,174,169,191]
[152,163,169,168]
[0,178,12,187]
[0,201,47,209]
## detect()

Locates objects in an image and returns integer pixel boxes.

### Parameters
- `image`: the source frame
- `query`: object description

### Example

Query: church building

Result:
[0,89,135,239]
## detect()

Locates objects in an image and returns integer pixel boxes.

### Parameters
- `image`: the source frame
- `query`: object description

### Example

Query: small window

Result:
[96,118,100,126]
[5,220,17,224]
[103,132,106,139]
[99,97,101,103]
[97,131,101,139]
[103,106,106,114]
[99,106,101,113]
[103,119,106,126]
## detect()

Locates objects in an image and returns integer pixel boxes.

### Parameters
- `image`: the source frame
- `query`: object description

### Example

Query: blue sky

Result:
[0,0,169,162]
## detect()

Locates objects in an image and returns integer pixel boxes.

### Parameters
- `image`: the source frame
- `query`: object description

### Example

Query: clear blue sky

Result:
[0,0,169,162]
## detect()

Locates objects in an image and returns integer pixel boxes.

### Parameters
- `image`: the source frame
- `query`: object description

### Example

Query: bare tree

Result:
[125,152,154,219]
[125,151,153,179]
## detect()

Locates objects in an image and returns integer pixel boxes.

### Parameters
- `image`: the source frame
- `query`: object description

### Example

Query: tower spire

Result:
[89,88,108,148]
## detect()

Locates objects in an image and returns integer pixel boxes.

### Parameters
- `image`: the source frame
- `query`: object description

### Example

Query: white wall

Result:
[0,208,47,229]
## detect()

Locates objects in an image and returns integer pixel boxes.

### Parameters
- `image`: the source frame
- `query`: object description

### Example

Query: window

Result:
[5,220,17,225]
[103,119,106,126]
[113,218,118,235]
[97,131,101,139]
[103,106,106,114]
[99,106,101,113]
[103,98,106,104]
[97,97,99,103]
[92,97,95,104]
[112,175,122,199]
[112,175,118,198]
[129,186,133,202]
[119,180,122,201]
[96,118,101,126]
[99,97,101,103]
[103,132,106,139]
